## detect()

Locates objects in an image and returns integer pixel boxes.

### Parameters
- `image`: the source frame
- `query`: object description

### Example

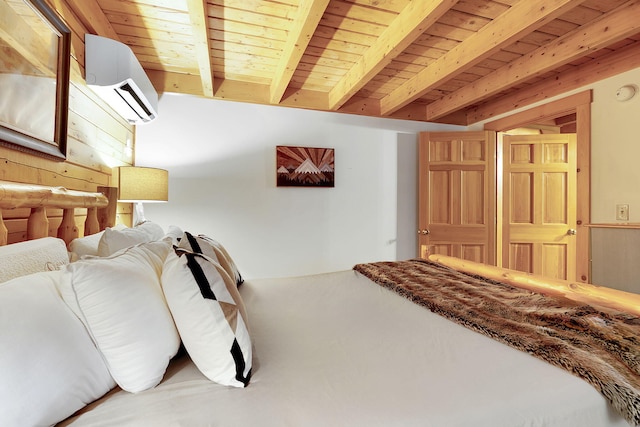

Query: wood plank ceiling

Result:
[73,0,640,125]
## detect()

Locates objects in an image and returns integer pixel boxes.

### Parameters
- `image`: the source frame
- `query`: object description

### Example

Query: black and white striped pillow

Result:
[178,232,244,286]
[161,246,252,388]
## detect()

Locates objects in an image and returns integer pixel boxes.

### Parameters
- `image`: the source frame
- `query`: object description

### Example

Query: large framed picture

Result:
[276,146,335,187]
[0,0,71,159]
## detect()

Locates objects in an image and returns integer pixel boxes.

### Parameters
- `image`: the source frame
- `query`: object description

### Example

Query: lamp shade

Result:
[117,166,168,202]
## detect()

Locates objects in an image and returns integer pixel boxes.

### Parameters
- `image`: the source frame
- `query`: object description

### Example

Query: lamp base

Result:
[133,202,147,226]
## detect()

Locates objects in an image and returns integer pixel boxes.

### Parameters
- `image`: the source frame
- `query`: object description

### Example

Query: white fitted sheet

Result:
[60,270,631,427]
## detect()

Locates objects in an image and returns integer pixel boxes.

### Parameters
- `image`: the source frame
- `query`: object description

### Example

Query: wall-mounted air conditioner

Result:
[85,34,158,125]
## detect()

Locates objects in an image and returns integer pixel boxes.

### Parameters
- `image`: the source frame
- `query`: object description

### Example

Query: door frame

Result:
[483,90,592,283]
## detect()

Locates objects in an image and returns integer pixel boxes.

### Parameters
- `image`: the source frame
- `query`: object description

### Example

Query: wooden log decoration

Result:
[0,181,109,210]
[85,207,100,236]
[57,208,79,244]
[428,254,640,317]
[0,181,113,242]
[27,207,49,240]
[0,211,7,246]
[97,186,118,230]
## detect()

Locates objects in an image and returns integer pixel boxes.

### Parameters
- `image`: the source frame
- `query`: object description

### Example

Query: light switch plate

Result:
[616,204,629,221]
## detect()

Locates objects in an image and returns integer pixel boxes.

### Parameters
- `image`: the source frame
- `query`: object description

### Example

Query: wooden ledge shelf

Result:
[586,223,640,229]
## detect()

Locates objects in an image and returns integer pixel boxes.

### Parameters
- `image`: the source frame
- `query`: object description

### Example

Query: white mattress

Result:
[60,270,630,427]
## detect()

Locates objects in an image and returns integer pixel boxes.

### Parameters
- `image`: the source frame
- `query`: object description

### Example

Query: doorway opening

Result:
[483,90,592,282]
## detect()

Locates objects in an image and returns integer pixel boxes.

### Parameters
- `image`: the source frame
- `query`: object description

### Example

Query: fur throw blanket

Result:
[353,259,640,426]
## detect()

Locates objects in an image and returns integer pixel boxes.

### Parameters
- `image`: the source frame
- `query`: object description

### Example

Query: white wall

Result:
[136,67,640,283]
[396,133,418,261]
[136,95,460,278]
[590,68,640,223]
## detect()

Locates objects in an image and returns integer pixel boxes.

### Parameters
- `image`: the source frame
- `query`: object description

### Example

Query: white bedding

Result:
[0,237,68,283]
[60,270,630,427]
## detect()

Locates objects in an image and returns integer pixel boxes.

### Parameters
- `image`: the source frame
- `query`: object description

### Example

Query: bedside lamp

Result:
[117,166,168,226]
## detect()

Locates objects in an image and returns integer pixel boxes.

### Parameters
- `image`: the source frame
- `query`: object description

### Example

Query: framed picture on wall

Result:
[276,146,335,187]
[0,0,71,160]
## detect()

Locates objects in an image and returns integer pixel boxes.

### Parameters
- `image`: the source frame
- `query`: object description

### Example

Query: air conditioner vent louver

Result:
[85,34,158,125]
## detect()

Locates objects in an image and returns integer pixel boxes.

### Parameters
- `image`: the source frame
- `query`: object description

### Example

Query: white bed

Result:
[60,270,631,427]
[0,181,636,427]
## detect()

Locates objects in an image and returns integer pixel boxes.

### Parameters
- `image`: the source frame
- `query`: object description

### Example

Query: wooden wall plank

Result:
[1,0,135,242]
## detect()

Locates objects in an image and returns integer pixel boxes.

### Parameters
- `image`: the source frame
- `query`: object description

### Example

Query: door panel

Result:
[418,131,496,264]
[502,134,577,280]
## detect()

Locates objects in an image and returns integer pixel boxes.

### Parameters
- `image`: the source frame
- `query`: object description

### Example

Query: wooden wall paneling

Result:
[0,0,135,242]
[69,74,133,130]
[46,0,91,63]
[5,219,28,244]
[67,75,134,168]
[116,202,133,227]
[0,212,7,246]
[65,135,115,173]
[0,147,110,189]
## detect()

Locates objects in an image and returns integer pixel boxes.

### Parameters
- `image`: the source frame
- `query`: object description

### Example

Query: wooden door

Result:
[502,134,577,280]
[418,131,496,264]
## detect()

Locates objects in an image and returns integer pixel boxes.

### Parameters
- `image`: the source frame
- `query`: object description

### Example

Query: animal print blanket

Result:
[353,259,640,426]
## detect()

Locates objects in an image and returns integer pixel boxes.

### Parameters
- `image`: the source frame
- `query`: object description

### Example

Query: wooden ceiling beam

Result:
[426,0,640,121]
[148,70,204,97]
[270,0,330,104]
[555,113,577,126]
[467,40,640,125]
[327,0,457,110]
[186,0,214,97]
[379,0,586,116]
[63,0,120,40]
[149,69,331,112]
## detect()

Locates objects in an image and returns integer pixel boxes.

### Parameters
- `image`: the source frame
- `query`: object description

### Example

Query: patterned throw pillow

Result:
[161,245,252,387]
[177,232,244,286]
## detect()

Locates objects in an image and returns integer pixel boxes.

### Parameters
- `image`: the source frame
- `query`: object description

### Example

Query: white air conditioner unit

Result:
[85,34,158,124]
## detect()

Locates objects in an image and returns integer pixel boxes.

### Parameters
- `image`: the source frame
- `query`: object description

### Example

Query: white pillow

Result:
[0,271,115,426]
[0,237,69,283]
[178,232,244,286]
[97,221,165,257]
[162,248,252,387]
[163,224,184,246]
[69,223,127,259]
[59,240,180,393]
